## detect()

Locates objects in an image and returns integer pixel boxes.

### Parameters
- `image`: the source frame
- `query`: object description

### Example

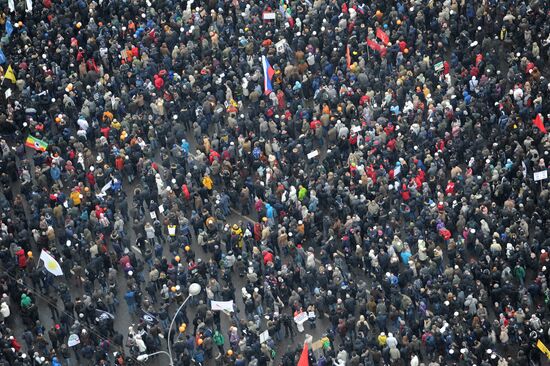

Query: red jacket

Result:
[263,250,274,265]
[86,171,96,186]
[401,184,410,201]
[445,181,456,195]
[182,184,191,200]
[209,150,221,164]
[115,156,124,171]
[154,75,164,90]
[10,338,21,352]
[16,250,27,269]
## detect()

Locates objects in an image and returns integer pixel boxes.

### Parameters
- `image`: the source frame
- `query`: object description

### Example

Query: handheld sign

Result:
[307,150,319,159]
[294,312,308,324]
[534,170,548,181]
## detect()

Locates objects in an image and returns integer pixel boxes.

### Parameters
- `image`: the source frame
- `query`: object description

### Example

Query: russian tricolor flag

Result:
[262,55,275,95]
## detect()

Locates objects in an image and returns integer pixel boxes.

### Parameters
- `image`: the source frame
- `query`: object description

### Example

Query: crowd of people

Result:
[0,0,550,365]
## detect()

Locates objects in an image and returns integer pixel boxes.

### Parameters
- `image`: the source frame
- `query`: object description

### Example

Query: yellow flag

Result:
[3,65,16,83]
[537,340,550,359]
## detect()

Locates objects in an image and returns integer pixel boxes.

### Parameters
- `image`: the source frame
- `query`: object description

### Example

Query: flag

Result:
[25,0,33,12]
[96,309,115,321]
[5,19,13,37]
[367,38,381,52]
[262,55,275,95]
[346,44,351,70]
[211,300,234,312]
[0,49,6,65]
[3,65,16,83]
[141,309,159,324]
[376,28,389,45]
[297,342,309,366]
[7,0,15,12]
[279,0,292,20]
[39,250,63,276]
[26,136,48,151]
[533,113,547,134]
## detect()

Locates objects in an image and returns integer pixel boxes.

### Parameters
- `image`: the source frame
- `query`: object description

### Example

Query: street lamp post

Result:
[167,282,201,365]
[138,283,201,365]
[136,351,171,363]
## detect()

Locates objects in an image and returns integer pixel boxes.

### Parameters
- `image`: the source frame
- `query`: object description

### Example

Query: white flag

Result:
[25,0,33,12]
[211,300,234,312]
[39,250,63,276]
[8,0,15,12]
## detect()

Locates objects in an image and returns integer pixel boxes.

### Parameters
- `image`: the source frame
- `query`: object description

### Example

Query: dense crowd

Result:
[0,0,549,365]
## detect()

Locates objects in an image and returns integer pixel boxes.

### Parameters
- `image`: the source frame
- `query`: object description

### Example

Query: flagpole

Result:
[367,41,370,60]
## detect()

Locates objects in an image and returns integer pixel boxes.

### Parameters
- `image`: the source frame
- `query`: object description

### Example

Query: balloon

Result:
[404,48,409,54]
[175,256,181,262]
[27,251,33,258]
[227,350,233,356]
[197,338,203,345]
[397,20,402,25]
[185,246,190,252]
[171,286,177,292]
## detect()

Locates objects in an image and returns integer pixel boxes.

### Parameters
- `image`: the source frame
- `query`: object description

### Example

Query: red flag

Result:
[376,28,389,45]
[346,44,351,70]
[533,114,547,133]
[297,342,309,366]
[366,38,381,52]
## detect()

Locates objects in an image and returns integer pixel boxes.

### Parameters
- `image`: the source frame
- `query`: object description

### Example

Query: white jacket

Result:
[0,302,10,318]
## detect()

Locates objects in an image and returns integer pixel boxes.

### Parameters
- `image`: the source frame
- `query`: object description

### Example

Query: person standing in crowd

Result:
[0,0,548,366]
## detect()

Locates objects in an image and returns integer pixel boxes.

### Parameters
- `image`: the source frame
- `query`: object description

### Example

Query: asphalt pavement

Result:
[5,129,334,366]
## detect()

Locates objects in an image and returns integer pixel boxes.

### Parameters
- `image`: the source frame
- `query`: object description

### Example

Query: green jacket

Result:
[21,294,31,308]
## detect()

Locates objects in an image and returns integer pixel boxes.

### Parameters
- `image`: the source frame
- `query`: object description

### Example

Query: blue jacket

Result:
[50,166,61,180]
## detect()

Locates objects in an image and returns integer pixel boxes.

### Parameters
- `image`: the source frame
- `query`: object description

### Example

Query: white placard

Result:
[150,211,157,219]
[263,12,276,20]
[68,334,80,347]
[351,125,361,133]
[394,165,401,176]
[5,89,12,98]
[211,300,234,312]
[260,330,270,343]
[158,205,165,214]
[534,170,548,181]
[276,40,287,54]
[307,150,319,159]
[294,312,308,324]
